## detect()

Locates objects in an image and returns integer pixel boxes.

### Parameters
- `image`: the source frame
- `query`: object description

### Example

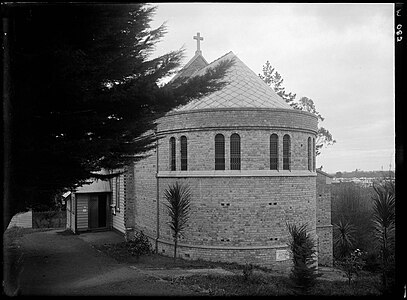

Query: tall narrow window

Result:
[270,134,278,170]
[180,136,187,171]
[313,137,316,171]
[215,134,225,170]
[283,134,291,170]
[308,137,312,171]
[230,133,241,170]
[169,137,176,171]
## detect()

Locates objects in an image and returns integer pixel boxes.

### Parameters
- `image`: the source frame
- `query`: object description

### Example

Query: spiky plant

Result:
[371,180,395,292]
[164,182,191,261]
[287,223,319,291]
[333,220,356,259]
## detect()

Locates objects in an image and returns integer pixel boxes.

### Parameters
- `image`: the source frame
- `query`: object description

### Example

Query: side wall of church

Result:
[134,149,158,240]
[316,171,333,267]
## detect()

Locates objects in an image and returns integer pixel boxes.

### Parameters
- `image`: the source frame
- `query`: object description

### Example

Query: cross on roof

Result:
[193,32,204,55]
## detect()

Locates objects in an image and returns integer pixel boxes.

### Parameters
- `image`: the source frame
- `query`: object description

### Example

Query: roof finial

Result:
[193,32,204,55]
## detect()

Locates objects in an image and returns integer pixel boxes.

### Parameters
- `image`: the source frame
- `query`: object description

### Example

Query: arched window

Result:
[270,134,278,170]
[308,137,312,171]
[230,133,241,170]
[169,137,176,171]
[313,137,316,171]
[283,134,291,170]
[215,134,225,170]
[180,136,187,171]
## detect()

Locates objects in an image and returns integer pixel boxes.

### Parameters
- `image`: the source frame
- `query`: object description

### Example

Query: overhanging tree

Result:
[3,3,233,231]
[259,61,336,155]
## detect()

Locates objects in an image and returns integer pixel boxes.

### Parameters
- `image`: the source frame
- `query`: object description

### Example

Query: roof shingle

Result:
[174,51,292,111]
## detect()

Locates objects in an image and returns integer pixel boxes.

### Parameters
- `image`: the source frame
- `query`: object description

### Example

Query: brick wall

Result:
[316,170,333,266]
[134,150,158,240]
[158,108,318,134]
[153,175,316,269]
[130,107,320,268]
[158,129,316,172]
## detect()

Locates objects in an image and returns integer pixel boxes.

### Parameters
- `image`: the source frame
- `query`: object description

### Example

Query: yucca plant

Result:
[287,223,319,291]
[164,182,191,262]
[333,220,356,259]
[371,180,395,292]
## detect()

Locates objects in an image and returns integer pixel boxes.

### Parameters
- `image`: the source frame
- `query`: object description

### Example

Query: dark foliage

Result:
[2,3,232,230]
[287,223,320,291]
[32,211,66,228]
[333,220,356,259]
[331,182,375,253]
[371,179,395,294]
[125,231,153,257]
[242,263,254,282]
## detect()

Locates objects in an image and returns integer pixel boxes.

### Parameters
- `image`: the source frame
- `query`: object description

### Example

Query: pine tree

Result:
[3,3,233,230]
[259,61,296,106]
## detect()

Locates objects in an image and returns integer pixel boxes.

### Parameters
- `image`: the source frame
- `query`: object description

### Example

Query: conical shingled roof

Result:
[169,53,208,83]
[174,51,292,111]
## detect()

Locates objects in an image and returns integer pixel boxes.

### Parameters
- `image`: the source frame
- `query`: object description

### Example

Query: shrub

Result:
[362,251,380,273]
[336,249,365,285]
[125,231,153,257]
[242,263,254,281]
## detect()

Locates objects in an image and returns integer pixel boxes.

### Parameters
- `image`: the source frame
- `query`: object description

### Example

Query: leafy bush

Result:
[336,249,365,285]
[242,263,254,281]
[125,231,153,257]
[362,251,380,273]
[32,211,66,228]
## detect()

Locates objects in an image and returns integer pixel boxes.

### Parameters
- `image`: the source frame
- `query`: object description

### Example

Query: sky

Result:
[149,3,395,174]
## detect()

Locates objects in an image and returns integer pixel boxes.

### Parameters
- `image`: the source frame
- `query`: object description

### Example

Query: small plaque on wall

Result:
[276,249,290,261]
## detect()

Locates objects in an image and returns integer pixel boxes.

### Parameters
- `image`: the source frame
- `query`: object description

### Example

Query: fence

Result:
[7,211,33,229]
[32,211,66,228]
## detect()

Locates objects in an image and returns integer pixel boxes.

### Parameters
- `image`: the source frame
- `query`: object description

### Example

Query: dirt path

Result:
[4,229,201,296]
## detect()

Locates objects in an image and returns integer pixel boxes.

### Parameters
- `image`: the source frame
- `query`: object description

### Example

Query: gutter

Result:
[73,190,77,233]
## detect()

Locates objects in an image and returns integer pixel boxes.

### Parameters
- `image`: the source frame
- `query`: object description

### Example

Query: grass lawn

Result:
[95,240,382,296]
[173,272,382,296]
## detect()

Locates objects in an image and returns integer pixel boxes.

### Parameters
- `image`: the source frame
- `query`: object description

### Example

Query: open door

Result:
[88,193,108,229]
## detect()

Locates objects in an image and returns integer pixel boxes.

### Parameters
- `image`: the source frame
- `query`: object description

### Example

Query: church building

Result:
[66,33,333,269]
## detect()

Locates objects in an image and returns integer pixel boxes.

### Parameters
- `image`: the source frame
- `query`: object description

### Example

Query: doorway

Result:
[88,193,108,229]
